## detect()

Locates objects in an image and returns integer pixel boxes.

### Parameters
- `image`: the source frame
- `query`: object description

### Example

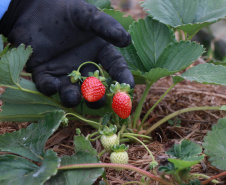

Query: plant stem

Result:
[202,171,226,185]
[133,82,153,128]
[123,133,151,140]
[58,163,173,185]
[122,134,156,163]
[66,113,102,129]
[89,131,100,138]
[20,72,32,77]
[145,106,221,135]
[138,83,176,133]
[118,124,126,144]
[89,135,101,142]
[191,173,219,184]
[98,149,107,157]
[77,61,105,78]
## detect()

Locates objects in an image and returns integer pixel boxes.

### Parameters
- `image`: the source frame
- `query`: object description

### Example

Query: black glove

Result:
[0,0,135,108]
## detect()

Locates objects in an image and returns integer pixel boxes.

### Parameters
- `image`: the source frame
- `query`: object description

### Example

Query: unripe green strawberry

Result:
[81,76,105,102]
[112,92,132,119]
[110,144,129,171]
[110,151,129,165]
[100,125,118,152]
[101,134,118,151]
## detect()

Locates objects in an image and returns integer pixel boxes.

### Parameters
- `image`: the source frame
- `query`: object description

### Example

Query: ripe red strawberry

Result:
[81,77,105,102]
[112,92,132,119]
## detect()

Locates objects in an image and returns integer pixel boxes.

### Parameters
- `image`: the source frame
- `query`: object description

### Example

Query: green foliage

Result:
[0,150,59,185]
[0,44,31,86]
[181,63,226,85]
[0,111,64,162]
[159,140,204,184]
[0,112,103,185]
[203,117,226,170]
[166,140,202,158]
[130,16,175,71]
[141,0,226,37]
[46,135,104,185]
[123,16,204,84]
[0,111,64,184]
[103,9,134,31]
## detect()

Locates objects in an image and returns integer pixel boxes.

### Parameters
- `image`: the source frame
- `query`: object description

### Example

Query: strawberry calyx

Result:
[99,124,117,136]
[87,70,106,83]
[68,70,82,83]
[110,82,132,95]
[111,144,129,152]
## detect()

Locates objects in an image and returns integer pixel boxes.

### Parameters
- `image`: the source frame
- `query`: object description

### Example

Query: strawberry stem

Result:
[65,113,102,129]
[191,173,219,184]
[58,163,173,185]
[77,61,105,78]
[122,134,157,166]
[137,83,176,133]
[118,124,126,144]
[145,106,222,135]
[132,82,153,129]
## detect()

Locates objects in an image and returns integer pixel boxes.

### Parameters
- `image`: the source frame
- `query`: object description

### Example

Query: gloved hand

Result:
[0,0,135,108]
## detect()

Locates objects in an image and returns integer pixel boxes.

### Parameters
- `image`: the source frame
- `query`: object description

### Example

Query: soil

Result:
[1,1,226,184]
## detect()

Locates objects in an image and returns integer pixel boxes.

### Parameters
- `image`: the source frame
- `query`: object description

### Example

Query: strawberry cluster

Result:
[69,66,133,119]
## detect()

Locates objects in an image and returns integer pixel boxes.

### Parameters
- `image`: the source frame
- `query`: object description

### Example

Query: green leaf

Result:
[46,154,103,185]
[101,112,113,125]
[74,135,98,156]
[203,117,226,170]
[103,9,134,31]
[0,44,32,86]
[181,63,226,85]
[85,0,111,9]
[172,75,184,84]
[46,135,103,185]
[168,155,204,171]
[166,140,202,159]
[130,16,175,71]
[141,0,226,36]
[0,78,63,122]
[155,41,205,71]
[0,150,60,185]
[118,44,145,72]
[0,111,64,162]
[220,105,226,111]
[0,103,59,122]
[144,68,176,83]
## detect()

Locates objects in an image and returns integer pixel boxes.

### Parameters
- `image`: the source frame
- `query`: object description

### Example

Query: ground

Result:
[1,0,226,184]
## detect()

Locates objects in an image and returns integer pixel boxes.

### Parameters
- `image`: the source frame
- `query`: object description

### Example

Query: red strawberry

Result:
[81,77,105,102]
[112,92,132,119]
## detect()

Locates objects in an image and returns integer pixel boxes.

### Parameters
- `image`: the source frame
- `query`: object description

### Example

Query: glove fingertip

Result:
[60,86,81,108]
[85,95,106,109]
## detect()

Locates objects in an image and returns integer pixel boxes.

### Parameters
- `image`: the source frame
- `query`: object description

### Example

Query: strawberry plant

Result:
[1,0,226,184]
